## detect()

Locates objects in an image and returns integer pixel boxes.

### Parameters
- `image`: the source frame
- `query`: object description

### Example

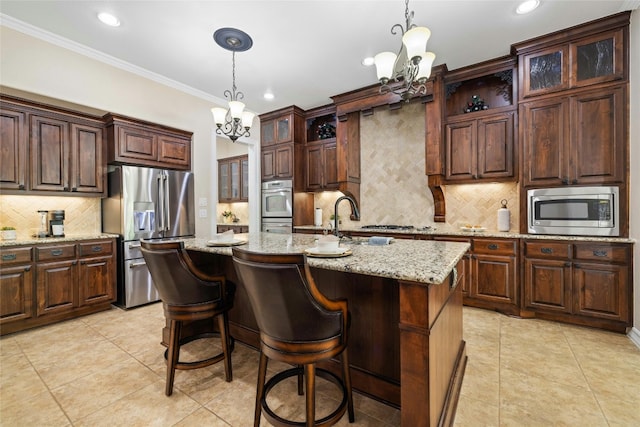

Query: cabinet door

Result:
[79,255,115,306]
[521,97,569,186]
[521,46,569,98]
[230,159,240,199]
[323,141,339,189]
[305,143,323,190]
[70,123,104,194]
[30,115,70,191]
[275,144,293,179]
[477,112,514,180]
[36,260,78,317]
[218,160,230,201]
[571,29,624,88]
[276,114,292,144]
[0,264,33,324]
[472,255,517,304]
[115,125,157,162]
[261,120,276,146]
[0,108,27,191]
[524,258,572,313]
[573,262,629,322]
[261,147,276,181]
[241,157,249,201]
[571,87,625,184]
[158,135,190,168]
[445,120,476,181]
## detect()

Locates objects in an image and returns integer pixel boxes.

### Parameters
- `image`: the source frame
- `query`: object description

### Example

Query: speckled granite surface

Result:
[294,225,636,243]
[0,234,119,247]
[183,233,470,285]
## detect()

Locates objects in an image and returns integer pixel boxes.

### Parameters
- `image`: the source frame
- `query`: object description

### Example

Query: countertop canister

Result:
[497,199,510,232]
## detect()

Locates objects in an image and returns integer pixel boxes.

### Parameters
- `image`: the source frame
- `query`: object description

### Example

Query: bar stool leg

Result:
[217,313,233,382]
[297,366,304,396]
[255,351,268,427]
[166,319,182,396]
[342,349,355,422]
[304,363,316,427]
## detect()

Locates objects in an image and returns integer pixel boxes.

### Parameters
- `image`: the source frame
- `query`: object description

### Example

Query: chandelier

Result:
[211,28,255,142]
[373,0,436,102]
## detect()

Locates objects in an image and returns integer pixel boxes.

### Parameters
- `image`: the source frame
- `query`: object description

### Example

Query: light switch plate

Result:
[198,197,208,207]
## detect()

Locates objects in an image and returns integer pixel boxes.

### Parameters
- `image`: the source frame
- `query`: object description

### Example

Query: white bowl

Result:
[316,238,340,252]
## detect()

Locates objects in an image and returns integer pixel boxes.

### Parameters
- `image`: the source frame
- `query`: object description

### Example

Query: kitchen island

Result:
[183,233,470,427]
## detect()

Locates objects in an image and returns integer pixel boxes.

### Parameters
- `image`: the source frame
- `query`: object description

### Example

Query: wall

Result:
[629,10,640,342]
[313,102,520,232]
[0,25,223,239]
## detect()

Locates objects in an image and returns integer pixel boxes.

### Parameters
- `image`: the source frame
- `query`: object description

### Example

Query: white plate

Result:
[460,226,486,232]
[206,239,247,247]
[304,247,352,258]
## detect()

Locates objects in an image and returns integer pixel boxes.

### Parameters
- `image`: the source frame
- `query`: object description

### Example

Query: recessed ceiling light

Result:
[263,92,274,100]
[516,0,540,15]
[362,57,375,67]
[98,12,120,27]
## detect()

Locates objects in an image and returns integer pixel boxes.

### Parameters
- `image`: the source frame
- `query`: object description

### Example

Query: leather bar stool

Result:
[141,240,234,396]
[232,248,354,427]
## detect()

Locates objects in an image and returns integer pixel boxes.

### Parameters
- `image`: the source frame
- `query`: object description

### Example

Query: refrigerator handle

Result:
[164,173,171,232]
[157,175,165,232]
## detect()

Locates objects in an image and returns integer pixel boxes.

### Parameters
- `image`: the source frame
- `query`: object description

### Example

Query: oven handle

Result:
[129,261,147,268]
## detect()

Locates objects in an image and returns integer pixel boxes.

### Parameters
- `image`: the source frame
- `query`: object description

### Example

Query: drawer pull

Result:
[565,262,571,268]
[2,254,17,261]
[51,249,64,256]
[487,244,499,250]
[91,246,103,253]
[593,250,608,257]
[24,266,31,272]
[541,247,553,254]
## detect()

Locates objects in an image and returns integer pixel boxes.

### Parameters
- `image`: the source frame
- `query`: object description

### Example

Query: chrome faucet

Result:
[333,195,360,237]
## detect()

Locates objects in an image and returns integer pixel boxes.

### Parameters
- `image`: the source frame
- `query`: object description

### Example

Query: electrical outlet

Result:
[198,209,207,218]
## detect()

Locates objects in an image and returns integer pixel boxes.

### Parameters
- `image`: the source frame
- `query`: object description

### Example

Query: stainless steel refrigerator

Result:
[102,165,195,308]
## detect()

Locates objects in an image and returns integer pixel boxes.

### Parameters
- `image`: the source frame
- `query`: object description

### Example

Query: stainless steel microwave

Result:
[528,186,619,237]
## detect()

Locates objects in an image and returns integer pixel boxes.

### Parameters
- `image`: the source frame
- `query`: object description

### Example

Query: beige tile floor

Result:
[1,304,639,426]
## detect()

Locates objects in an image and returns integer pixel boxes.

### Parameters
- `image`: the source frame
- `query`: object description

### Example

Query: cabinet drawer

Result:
[525,241,571,259]
[36,244,76,261]
[79,241,113,257]
[0,247,33,265]
[573,244,629,263]
[472,238,517,256]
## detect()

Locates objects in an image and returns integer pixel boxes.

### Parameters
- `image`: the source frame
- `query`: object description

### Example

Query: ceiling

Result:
[0,1,636,115]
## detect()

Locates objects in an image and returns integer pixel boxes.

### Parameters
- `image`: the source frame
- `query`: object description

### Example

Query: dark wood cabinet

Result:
[305,140,338,191]
[523,240,631,331]
[0,246,33,325]
[260,112,293,146]
[444,112,515,182]
[217,224,249,234]
[261,144,293,181]
[218,155,248,202]
[470,238,519,314]
[105,114,192,170]
[0,238,116,336]
[0,107,27,191]
[521,86,625,187]
[259,106,304,183]
[1,96,106,196]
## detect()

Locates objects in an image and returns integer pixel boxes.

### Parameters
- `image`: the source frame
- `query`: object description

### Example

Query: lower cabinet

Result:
[524,240,631,331]
[0,238,116,335]
[217,225,249,234]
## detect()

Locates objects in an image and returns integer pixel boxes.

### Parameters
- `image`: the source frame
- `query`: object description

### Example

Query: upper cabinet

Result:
[0,95,106,196]
[513,14,628,100]
[259,106,305,185]
[304,105,338,191]
[442,56,518,184]
[104,114,192,171]
[218,154,248,202]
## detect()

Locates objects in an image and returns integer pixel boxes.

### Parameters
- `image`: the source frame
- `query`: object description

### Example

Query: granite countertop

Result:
[0,233,120,247]
[183,232,470,286]
[294,224,636,243]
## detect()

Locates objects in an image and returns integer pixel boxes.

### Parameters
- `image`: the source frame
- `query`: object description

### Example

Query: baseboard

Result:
[628,327,640,349]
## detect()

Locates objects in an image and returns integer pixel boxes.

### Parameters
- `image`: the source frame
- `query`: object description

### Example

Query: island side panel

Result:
[398,271,466,427]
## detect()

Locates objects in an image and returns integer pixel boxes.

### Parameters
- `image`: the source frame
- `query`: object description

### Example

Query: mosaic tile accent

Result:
[0,195,101,239]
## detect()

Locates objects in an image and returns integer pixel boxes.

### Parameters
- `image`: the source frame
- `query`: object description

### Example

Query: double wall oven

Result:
[261,180,292,233]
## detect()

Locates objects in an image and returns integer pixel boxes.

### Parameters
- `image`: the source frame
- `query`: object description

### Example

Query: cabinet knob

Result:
[487,244,499,250]
[72,187,78,192]
[64,187,70,191]
[24,266,31,272]
[561,178,569,185]
[564,262,571,267]
[572,179,578,185]
[18,184,25,190]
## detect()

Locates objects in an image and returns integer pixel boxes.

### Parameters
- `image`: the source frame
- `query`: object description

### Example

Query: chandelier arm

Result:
[390,23,405,36]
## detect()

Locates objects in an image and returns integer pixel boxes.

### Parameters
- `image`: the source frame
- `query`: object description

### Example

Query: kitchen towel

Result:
[368,236,394,245]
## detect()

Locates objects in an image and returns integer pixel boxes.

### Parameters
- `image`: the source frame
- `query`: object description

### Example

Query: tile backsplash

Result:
[312,102,520,231]
[0,195,101,238]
